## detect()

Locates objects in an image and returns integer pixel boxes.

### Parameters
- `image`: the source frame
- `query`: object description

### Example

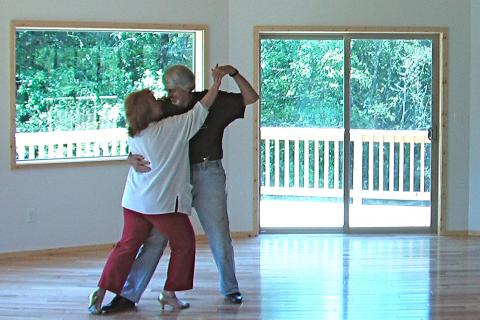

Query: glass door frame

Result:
[344,33,441,234]
[258,33,346,233]
[253,27,447,235]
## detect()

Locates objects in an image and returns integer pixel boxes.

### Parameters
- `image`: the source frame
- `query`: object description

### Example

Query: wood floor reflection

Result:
[1,234,480,319]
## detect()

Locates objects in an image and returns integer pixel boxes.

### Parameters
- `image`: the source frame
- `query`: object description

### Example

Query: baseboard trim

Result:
[195,231,257,242]
[0,232,257,260]
[441,230,468,236]
[0,243,114,260]
[441,230,480,237]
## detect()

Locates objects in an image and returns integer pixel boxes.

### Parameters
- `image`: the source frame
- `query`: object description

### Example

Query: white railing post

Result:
[351,132,363,205]
[265,138,271,187]
[15,128,129,162]
[260,127,430,203]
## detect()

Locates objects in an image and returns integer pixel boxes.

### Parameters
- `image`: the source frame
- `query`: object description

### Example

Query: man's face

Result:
[166,87,191,108]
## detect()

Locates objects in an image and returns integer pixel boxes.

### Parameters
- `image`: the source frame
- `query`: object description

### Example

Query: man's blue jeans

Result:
[121,160,239,302]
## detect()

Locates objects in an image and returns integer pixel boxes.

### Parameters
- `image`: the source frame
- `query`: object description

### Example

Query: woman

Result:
[88,72,222,314]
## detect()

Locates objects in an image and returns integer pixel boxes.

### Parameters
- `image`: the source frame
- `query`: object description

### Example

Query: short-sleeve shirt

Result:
[121,102,208,214]
[163,90,246,164]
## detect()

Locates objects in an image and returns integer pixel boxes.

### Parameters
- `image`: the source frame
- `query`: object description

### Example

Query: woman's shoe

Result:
[158,291,190,311]
[88,289,102,315]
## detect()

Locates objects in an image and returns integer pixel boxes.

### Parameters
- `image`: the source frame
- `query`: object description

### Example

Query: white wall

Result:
[226,0,472,231]
[0,0,230,253]
[0,0,473,253]
[469,0,480,231]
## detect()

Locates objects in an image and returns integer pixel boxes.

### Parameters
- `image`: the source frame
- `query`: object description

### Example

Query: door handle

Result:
[427,126,437,141]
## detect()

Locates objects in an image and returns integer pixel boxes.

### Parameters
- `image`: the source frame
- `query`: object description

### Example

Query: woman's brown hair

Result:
[125,89,155,137]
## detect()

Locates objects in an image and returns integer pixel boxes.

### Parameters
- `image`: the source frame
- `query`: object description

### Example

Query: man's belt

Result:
[192,156,221,165]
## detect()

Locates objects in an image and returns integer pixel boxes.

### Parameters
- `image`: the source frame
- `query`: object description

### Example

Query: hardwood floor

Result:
[1,234,480,319]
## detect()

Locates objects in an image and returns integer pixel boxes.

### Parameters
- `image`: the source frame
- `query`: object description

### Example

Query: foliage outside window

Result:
[260,38,432,130]
[259,35,434,197]
[11,21,205,167]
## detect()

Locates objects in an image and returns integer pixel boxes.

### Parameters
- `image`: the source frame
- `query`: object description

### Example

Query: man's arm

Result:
[213,64,259,105]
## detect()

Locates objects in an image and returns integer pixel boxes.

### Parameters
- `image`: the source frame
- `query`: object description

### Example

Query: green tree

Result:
[15,29,195,133]
[261,39,344,128]
[350,39,432,130]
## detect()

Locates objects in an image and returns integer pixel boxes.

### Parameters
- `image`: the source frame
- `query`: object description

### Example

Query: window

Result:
[10,21,206,167]
[254,26,447,233]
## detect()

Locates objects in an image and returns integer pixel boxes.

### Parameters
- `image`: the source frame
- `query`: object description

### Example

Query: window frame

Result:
[253,26,448,235]
[10,20,208,169]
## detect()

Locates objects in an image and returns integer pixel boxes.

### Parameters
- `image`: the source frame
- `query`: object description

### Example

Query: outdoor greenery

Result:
[350,39,432,130]
[261,39,344,128]
[260,38,432,130]
[15,30,433,194]
[17,33,432,133]
[15,29,194,133]
[260,38,433,193]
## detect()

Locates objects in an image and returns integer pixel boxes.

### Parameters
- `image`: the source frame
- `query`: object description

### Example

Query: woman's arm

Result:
[199,68,223,109]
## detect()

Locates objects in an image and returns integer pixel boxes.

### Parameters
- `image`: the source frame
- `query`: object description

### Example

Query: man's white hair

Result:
[164,65,195,91]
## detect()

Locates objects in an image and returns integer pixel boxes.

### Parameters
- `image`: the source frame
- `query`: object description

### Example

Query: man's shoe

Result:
[101,295,135,314]
[225,292,243,304]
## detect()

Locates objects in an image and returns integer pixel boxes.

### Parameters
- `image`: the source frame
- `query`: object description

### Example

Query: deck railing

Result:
[15,128,129,161]
[15,127,431,206]
[260,127,431,204]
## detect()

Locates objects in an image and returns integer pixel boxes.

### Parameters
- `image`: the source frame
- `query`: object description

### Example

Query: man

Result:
[102,64,258,313]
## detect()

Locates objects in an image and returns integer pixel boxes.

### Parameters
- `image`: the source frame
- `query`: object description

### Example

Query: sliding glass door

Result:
[258,32,438,232]
[349,37,434,228]
[259,36,345,229]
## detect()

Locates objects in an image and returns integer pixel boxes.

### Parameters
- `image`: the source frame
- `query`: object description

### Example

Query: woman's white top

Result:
[121,102,208,215]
